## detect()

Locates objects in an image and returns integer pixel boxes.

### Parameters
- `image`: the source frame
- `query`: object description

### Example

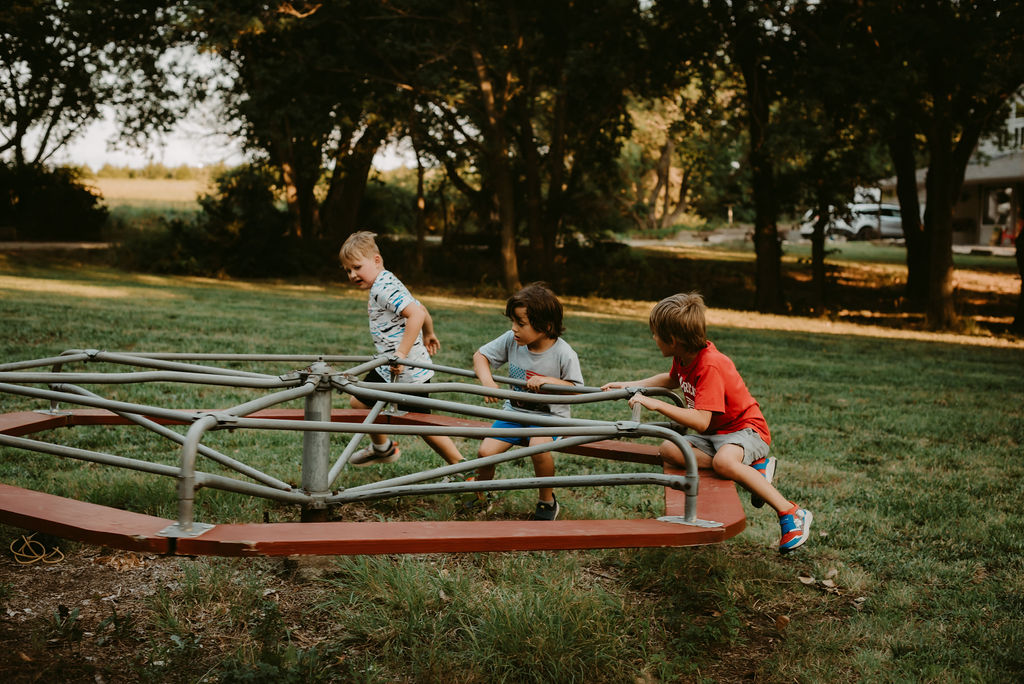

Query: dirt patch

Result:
[0,540,339,682]
[1,542,181,681]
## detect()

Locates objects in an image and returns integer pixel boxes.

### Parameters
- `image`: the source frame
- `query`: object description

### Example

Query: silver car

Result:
[799,203,904,240]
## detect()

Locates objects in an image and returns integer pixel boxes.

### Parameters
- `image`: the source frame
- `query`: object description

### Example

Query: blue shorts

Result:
[489,418,556,446]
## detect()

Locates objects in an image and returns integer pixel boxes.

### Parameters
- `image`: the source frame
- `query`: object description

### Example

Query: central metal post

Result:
[301,361,332,522]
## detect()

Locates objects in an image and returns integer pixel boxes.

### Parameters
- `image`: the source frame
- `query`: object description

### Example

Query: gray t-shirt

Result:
[477,330,584,418]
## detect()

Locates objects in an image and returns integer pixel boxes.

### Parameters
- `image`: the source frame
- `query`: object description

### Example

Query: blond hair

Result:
[339,230,380,264]
[649,292,707,353]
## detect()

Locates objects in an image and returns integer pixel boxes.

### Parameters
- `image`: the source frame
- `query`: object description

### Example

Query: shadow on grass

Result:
[2,237,1020,337]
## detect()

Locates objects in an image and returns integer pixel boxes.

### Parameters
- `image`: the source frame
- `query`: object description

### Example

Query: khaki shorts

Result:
[681,428,769,465]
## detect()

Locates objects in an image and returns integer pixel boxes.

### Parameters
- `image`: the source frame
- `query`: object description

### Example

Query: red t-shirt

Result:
[670,341,771,445]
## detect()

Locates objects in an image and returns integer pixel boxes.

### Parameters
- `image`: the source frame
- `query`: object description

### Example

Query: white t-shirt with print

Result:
[367,269,433,384]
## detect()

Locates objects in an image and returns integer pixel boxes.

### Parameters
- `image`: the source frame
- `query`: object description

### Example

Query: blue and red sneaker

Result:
[750,456,777,508]
[778,505,813,554]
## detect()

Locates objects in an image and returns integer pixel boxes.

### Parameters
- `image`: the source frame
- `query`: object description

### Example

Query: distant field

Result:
[88,177,210,207]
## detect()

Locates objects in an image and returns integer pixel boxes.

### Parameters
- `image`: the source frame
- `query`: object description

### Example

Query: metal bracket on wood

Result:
[657,515,723,528]
[34,409,73,416]
[158,522,216,538]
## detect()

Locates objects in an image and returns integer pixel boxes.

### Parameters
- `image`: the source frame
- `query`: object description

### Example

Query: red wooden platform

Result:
[0,408,746,556]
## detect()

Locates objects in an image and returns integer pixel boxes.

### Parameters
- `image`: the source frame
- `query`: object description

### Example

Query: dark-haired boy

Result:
[471,283,584,520]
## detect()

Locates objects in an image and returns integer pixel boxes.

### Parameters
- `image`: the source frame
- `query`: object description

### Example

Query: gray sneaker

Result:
[349,441,400,466]
[531,496,560,521]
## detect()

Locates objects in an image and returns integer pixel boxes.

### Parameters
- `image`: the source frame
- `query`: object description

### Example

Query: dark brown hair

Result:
[504,282,565,340]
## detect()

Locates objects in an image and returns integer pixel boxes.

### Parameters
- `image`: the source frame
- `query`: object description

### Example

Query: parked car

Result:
[799,203,904,240]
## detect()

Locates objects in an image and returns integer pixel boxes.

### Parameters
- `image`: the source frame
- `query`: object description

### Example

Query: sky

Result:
[53,112,246,170]
[53,111,410,171]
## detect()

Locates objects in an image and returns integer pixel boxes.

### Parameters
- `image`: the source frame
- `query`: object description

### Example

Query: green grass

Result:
[782,240,1020,271]
[1,260,1023,682]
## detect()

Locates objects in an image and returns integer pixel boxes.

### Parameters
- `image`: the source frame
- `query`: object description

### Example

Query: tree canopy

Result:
[0,0,196,168]
[3,0,1024,329]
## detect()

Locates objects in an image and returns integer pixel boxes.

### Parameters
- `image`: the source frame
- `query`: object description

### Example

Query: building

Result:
[886,97,1024,247]
[944,98,1022,246]
[950,148,1022,246]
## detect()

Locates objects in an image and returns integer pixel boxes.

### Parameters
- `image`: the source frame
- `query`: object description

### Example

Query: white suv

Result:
[799,203,904,240]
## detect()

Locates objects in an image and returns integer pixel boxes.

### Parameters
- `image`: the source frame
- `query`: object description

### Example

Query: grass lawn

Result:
[1,255,1023,682]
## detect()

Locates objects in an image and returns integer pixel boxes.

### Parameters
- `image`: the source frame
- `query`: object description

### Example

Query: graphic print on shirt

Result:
[477,330,583,419]
[509,365,549,412]
[679,380,696,408]
[366,270,433,384]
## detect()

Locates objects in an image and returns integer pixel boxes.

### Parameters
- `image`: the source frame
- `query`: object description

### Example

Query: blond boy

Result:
[339,231,463,467]
[602,293,812,554]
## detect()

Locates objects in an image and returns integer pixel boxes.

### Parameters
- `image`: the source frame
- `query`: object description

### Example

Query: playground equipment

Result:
[0,350,746,556]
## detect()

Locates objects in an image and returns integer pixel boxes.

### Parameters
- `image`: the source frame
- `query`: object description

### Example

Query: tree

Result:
[849,1,1024,329]
[0,1,195,169]
[385,0,649,291]
[619,82,747,234]
[188,1,404,243]
[782,2,893,313]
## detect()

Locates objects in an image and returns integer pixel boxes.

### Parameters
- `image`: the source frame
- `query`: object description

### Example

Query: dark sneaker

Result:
[349,440,400,466]
[778,506,813,554]
[750,456,777,509]
[531,496,560,521]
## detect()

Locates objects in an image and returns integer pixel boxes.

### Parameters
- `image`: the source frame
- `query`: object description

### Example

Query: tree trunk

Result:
[921,103,986,329]
[922,136,958,329]
[810,198,829,314]
[493,157,521,293]
[469,40,521,293]
[664,166,692,225]
[726,0,783,312]
[887,123,928,307]
[276,150,319,240]
[320,123,385,245]
[1013,230,1024,333]
[542,88,569,271]
[649,140,672,230]
[517,104,545,272]
[413,150,427,277]
[267,118,321,240]
[746,91,783,312]
[750,157,784,312]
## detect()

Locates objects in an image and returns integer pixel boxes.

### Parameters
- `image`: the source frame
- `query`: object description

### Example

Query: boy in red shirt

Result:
[602,292,812,554]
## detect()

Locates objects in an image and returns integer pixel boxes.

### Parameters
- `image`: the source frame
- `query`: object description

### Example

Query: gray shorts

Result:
[681,428,769,465]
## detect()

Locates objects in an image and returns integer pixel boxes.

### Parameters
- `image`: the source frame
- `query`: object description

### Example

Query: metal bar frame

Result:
[0,350,705,537]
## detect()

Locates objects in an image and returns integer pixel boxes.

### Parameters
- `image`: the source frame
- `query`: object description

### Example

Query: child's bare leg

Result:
[348,395,387,448]
[349,395,389,447]
[423,434,464,465]
[711,445,790,513]
[475,437,510,481]
[529,436,555,502]
[659,439,713,469]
